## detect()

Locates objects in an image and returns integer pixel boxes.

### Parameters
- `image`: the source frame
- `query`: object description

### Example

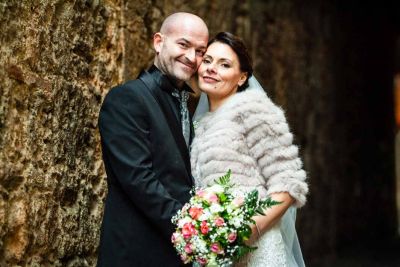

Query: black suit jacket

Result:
[97,66,194,267]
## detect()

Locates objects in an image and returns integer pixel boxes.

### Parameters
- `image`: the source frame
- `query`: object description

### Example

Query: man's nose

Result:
[185,48,196,63]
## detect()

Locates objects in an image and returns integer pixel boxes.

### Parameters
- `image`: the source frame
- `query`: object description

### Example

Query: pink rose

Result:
[189,206,203,220]
[214,217,225,227]
[206,193,219,203]
[228,232,237,243]
[196,189,206,198]
[200,220,209,234]
[232,196,244,207]
[184,243,193,254]
[210,242,224,254]
[197,258,208,265]
[182,222,196,239]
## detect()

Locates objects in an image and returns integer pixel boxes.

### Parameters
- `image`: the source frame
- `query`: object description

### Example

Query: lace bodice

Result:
[234,224,288,267]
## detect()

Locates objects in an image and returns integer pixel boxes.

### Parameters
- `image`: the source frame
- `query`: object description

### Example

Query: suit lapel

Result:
[139,71,193,184]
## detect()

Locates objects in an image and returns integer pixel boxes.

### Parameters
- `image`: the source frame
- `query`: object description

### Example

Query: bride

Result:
[190,32,308,266]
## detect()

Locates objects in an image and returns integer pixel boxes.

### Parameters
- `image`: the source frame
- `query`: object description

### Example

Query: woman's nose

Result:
[206,63,216,73]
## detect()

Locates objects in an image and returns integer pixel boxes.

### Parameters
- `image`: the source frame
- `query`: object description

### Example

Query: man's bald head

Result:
[160,12,208,36]
[153,12,209,86]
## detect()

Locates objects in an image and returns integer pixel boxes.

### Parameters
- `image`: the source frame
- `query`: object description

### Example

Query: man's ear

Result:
[238,72,248,87]
[153,33,163,53]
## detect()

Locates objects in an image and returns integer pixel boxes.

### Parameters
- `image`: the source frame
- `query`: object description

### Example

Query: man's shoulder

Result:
[106,77,153,100]
[101,78,152,109]
[109,78,147,95]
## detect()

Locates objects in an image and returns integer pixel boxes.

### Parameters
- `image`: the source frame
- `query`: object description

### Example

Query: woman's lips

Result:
[202,76,219,83]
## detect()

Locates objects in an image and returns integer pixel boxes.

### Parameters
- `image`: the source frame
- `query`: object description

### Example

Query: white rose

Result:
[209,203,223,214]
[231,215,243,228]
[199,210,212,221]
[207,184,224,194]
[178,216,192,228]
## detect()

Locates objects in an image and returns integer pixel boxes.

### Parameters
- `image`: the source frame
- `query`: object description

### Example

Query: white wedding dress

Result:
[235,224,288,267]
[234,206,304,267]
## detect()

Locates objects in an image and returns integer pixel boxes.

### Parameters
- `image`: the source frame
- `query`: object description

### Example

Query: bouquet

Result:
[171,170,280,266]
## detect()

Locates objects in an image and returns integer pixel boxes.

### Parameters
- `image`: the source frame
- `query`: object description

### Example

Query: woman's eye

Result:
[202,59,211,64]
[221,63,230,68]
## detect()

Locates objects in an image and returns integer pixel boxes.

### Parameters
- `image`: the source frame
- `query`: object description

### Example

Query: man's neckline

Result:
[147,65,194,94]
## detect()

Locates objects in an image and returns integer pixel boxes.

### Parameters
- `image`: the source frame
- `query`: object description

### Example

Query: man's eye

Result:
[179,43,188,48]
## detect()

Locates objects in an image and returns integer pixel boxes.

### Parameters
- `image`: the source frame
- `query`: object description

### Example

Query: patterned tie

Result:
[172,89,190,147]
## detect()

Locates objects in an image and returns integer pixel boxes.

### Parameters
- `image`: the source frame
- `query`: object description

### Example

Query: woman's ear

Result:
[238,72,248,87]
[153,32,163,53]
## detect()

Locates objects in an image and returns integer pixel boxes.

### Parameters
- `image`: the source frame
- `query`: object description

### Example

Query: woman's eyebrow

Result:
[218,57,233,63]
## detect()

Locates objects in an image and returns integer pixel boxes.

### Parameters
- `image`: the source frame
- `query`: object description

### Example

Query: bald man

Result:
[97,13,208,266]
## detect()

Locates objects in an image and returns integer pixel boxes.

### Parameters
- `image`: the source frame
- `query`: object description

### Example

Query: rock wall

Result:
[0,0,123,265]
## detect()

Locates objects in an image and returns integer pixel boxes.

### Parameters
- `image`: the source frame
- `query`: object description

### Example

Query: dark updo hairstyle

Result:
[208,32,253,92]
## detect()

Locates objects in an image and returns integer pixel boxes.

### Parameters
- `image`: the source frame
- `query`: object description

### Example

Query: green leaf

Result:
[233,245,257,261]
[238,224,252,240]
[255,197,283,215]
[214,169,232,187]
[219,193,228,202]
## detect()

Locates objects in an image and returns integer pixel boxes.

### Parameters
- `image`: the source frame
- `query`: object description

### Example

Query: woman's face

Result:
[198,42,247,100]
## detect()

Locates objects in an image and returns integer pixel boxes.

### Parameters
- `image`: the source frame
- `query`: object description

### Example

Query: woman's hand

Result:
[244,222,260,246]
[245,192,294,245]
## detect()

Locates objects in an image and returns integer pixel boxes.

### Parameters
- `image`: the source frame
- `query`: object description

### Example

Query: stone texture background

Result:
[0,0,122,265]
[1,0,399,266]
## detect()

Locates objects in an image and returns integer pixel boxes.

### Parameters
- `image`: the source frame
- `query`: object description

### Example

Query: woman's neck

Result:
[208,90,238,112]
[208,98,220,112]
[208,96,230,112]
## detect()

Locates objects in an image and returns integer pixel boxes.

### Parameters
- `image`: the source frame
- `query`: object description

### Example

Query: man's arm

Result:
[99,85,183,240]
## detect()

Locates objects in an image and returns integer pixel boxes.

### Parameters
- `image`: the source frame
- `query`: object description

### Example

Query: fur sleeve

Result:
[240,90,308,207]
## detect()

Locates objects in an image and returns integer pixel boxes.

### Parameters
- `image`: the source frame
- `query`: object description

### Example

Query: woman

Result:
[190,32,308,266]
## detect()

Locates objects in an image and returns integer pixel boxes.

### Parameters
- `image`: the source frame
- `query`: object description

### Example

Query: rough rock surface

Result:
[0,0,123,265]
